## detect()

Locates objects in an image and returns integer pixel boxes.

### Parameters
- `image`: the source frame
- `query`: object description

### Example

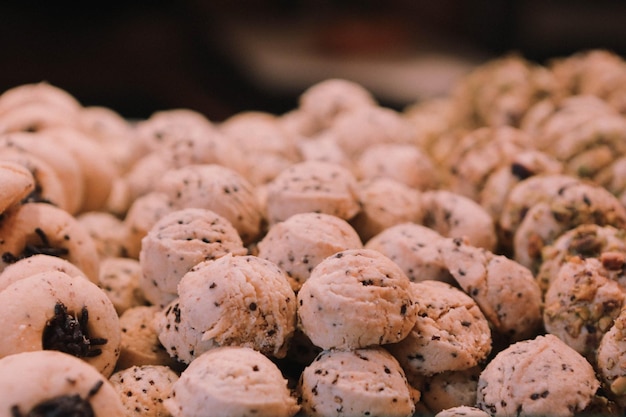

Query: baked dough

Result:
[0,270,121,377]
[0,350,125,417]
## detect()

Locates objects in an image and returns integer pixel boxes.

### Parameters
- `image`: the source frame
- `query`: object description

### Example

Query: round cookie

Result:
[154,164,263,244]
[0,147,69,210]
[165,346,300,417]
[543,256,625,361]
[0,350,125,417]
[0,82,82,116]
[387,280,491,376]
[176,254,297,359]
[109,365,179,417]
[0,131,85,214]
[123,191,174,260]
[256,212,363,291]
[350,177,424,243]
[0,253,86,292]
[537,224,626,293]
[420,367,482,414]
[0,270,121,377]
[355,143,439,191]
[0,100,79,133]
[299,346,416,417]
[265,160,360,225]
[435,406,491,417]
[154,298,214,365]
[0,202,101,283]
[442,238,543,341]
[421,190,498,252]
[77,211,130,259]
[476,334,600,417]
[597,307,626,405]
[139,207,248,306]
[98,257,146,316]
[297,248,417,350]
[40,125,118,213]
[116,305,179,370]
[0,160,34,214]
[297,78,378,133]
[364,222,454,284]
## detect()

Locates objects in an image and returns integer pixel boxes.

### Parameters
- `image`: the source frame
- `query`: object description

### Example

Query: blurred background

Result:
[1,0,625,121]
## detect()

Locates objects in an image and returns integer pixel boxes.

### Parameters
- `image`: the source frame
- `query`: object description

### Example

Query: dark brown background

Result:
[1,0,625,121]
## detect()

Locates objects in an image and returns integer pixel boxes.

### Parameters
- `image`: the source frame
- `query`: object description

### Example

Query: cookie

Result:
[0,270,121,377]
[350,178,424,243]
[0,160,34,214]
[0,131,85,214]
[265,160,360,225]
[256,212,362,291]
[442,238,543,341]
[420,367,482,414]
[0,82,81,116]
[297,248,417,350]
[543,256,625,361]
[387,280,491,376]
[299,346,416,417]
[154,164,263,244]
[109,365,179,417]
[0,350,125,417]
[297,78,377,133]
[421,190,497,252]
[219,110,301,185]
[476,334,600,417]
[0,253,85,292]
[537,224,626,293]
[77,211,129,259]
[165,346,300,417]
[596,306,626,405]
[364,222,454,284]
[139,207,248,306]
[116,305,178,370]
[123,191,174,261]
[435,406,490,417]
[355,143,438,191]
[0,202,101,283]
[98,257,146,316]
[176,254,297,359]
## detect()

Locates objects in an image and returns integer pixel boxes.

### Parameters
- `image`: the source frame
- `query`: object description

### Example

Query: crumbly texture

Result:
[387,280,491,376]
[109,365,179,417]
[0,350,126,417]
[165,346,299,417]
[297,248,417,350]
[476,334,600,417]
[299,347,416,417]
[139,207,247,304]
[442,238,543,341]
[543,256,625,360]
[597,307,626,405]
[77,211,130,259]
[176,254,297,359]
[256,212,362,291]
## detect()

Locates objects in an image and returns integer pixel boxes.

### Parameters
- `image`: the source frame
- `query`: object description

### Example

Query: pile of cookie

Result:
[0,48,625,417]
